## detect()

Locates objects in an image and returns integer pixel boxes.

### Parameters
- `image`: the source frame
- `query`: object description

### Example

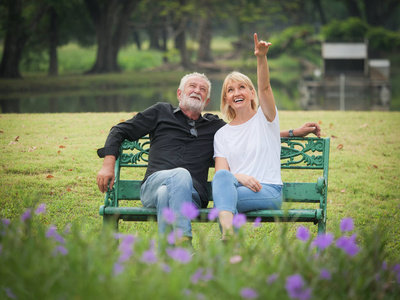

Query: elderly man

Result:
[97,72,320,248]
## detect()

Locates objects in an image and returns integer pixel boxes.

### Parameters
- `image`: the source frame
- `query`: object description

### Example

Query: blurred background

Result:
[0,0,399,113]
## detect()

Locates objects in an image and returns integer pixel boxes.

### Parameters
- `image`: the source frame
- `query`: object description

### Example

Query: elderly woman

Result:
[212,33,283,240]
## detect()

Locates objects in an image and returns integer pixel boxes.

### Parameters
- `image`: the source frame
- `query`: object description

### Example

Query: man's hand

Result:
[97,155,116,193]
[294,122,321,138]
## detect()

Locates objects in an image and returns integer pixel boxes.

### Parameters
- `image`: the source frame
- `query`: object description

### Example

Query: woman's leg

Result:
[236,183,282,213]
[212,169,239,238]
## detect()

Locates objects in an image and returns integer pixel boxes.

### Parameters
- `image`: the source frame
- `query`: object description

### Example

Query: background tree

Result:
[83,0,139,74]
[196,0,215,63]
[338,0,400,28]
[0,0,48,78]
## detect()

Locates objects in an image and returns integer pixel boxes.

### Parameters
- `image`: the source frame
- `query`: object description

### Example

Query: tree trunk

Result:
[172,17,191,69]
[84,0,137,74]
[312,0,326,25]
[48,7,58,76]
[0,0,48,78]
[197,16,213,62]
[0,0,28,78]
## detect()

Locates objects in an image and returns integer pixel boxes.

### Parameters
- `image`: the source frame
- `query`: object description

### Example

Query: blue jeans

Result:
[212,169,282,214]
[140,168,201,237]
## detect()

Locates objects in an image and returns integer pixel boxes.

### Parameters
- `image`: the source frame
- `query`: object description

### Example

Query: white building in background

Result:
[300,42,391,110]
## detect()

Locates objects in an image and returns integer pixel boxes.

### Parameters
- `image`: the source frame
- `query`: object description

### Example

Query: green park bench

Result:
[99,137,330,234]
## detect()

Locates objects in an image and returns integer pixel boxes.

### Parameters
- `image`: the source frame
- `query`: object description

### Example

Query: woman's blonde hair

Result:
[220,71,258,121]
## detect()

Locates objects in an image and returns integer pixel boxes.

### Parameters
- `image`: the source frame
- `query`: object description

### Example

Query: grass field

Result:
[1,35,400,300]
[0,110,399,261]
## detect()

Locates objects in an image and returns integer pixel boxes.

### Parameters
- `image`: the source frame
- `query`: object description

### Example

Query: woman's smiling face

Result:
[224,80,255,111]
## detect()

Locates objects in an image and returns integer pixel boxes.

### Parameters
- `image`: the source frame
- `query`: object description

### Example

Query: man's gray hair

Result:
[178,72,211,99]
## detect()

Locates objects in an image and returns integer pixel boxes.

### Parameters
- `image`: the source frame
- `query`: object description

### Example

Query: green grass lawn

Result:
[0,110,399,262]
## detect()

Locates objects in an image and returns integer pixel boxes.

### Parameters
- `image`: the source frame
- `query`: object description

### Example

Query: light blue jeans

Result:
[212,169,282,214]
[140,168,201,237]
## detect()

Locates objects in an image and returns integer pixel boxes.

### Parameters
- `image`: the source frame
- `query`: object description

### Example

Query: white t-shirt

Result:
[213,107,282,185]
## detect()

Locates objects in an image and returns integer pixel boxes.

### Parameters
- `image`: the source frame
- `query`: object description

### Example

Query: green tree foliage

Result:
[321,17,369,42]
[321,17,400,56]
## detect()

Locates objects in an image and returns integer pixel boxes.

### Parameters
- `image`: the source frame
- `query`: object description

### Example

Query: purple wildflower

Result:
[312,233,334,250]
[1,219,10,236]
[320,269,331,280]
[393,264,400,283]
[162,263,171,273]
[240,288,258,299]
[191,268,213,283]
[167,231,175,245]
[113,263,125,276]
[340,218,354,232]
[167,229,183,245]
[46,225,65,244]
[191,268,204,284]
[207,207,219,221]
[253,217,261,228]
[118,234,136,248]
[117,234,136,262]
[35,203,47,215]
[141,249,158,264]
[64,224,71,235]
[4,287,16,299]
[53,245,68,256]
[162,207,176,224]
[166,247,192,264]
[141,240,157,264]
[181,202,199,220]
[21,208,32,222]
[202,268,213,281]
[336,234,359,257]
[233,213,247,229]
[285,274,312,300]
[266,273,279,284]
[296,226,310,242]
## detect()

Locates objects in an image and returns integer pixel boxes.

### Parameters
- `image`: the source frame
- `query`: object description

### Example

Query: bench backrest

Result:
[111,137,330,205]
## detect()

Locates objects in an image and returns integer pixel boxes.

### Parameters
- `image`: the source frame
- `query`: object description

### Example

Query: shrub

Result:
[1,204,399,299]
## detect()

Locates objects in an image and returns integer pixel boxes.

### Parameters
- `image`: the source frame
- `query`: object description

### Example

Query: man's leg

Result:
[140,168,201,238]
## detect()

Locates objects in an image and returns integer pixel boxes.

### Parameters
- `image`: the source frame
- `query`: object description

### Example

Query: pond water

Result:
[0,80,225,114]
[0,78,385,113]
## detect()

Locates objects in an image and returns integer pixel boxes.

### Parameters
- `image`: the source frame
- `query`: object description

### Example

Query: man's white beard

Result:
[180,92,206,114]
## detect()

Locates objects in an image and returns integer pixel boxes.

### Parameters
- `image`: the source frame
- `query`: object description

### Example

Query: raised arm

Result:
[254,33,275,122]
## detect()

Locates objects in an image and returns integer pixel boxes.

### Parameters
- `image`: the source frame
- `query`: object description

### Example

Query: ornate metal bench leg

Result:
[103,215,119,231]
[318,218,326,235]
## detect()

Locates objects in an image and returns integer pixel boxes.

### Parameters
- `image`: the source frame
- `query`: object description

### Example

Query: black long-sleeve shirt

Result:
[97,102,226,207]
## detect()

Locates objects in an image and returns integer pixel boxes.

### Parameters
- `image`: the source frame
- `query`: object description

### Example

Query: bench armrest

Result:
[316,177,326,195]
